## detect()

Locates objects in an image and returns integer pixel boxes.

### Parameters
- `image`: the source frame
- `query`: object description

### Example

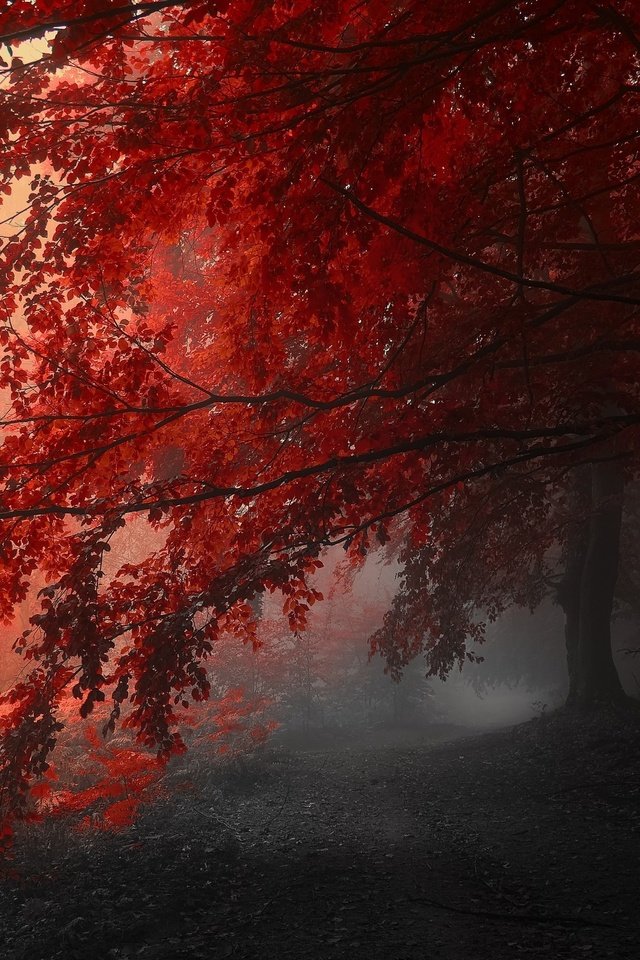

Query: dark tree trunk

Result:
[558,467,590,693]
[559,543,583,699]
[563,460,626,707]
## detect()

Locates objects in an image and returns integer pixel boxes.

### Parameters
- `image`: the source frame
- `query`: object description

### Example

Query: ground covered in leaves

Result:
[1,708,639,960]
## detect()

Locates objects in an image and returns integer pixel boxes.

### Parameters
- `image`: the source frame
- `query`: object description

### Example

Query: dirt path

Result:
[2,712,639,959]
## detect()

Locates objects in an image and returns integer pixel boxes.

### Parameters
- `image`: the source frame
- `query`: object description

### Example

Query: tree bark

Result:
[558,466,590,695]
[564,460,626,707]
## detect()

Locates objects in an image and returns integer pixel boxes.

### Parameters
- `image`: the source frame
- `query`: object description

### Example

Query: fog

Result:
[2,533,638,746]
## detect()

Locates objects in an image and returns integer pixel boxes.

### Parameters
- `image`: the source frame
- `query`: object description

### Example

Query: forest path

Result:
[2,712,639,960]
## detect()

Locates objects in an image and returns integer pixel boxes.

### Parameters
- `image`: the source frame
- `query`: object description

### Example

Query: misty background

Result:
[3,524,638,745]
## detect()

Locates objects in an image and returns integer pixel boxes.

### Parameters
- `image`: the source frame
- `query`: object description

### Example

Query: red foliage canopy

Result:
[0,1,638,820]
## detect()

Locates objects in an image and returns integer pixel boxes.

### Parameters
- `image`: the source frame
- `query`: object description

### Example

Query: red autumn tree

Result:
[0,0,639,827]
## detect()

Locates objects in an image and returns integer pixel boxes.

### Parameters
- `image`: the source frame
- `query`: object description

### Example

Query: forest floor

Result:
[1,707,639,960]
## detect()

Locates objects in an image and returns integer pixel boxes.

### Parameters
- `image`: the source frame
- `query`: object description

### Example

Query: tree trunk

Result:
[560,542,583,701]
[564,460,626,707]
[558,467,589,695]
